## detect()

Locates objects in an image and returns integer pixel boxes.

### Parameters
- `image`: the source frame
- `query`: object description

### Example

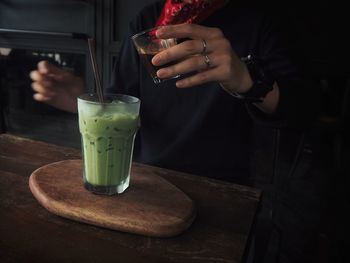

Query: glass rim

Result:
[78,93,140,105]
[131,26,163,40]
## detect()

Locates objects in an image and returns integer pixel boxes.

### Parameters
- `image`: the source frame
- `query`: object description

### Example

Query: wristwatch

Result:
[226,55,274,102]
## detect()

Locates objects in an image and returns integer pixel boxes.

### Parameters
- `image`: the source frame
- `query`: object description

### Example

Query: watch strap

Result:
[225,55,274,102]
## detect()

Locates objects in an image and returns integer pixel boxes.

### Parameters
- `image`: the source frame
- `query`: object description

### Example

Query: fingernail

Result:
[38,61,45,69]
[29,71,38,80]
[176,81,184,88]
[157,69,166,78]
[152,55,160,65]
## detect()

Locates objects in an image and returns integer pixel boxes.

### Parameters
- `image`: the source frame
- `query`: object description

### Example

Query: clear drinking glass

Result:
[78,93,140,195]
[131,27,180,84]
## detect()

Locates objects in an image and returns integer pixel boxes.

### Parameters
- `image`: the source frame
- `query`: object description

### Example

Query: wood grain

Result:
[1,134,261,263]
[29,159,196,237]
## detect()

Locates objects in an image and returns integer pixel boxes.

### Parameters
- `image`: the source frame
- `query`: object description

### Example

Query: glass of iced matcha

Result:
[78,93,140,195]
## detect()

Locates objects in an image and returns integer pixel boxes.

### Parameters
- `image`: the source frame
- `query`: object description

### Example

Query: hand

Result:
[152,23,253,92]
[29,61,84,113]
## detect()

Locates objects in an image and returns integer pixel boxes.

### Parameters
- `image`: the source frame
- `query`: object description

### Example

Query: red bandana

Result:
[156,0,227,26]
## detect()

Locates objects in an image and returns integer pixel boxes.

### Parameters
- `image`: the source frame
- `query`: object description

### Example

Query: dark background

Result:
[1,1,348,263]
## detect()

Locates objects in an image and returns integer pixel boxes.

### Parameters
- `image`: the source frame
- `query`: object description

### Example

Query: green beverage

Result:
[78,94,140,195]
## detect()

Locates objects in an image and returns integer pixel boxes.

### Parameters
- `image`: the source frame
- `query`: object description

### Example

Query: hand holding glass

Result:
[132,27,179,84]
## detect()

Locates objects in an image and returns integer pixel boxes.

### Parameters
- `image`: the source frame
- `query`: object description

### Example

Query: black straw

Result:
[87,38,103,103]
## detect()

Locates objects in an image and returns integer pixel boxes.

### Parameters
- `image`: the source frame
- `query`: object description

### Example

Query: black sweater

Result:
[110,0,312,182]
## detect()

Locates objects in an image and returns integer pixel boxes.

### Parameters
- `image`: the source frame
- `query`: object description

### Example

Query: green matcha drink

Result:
[78,94,140,195]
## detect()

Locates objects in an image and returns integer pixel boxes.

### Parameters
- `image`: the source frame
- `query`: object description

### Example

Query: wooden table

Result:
[0,134,261,263]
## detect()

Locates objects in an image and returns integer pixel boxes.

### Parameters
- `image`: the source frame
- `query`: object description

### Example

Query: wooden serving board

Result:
[29,159,196,237]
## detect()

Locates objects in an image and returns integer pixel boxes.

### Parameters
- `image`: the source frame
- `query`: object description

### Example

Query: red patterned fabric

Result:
[156,0,227,26]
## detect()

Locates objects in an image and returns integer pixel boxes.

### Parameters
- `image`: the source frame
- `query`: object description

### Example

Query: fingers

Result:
[33,92,53,102]
[30,64,59,98]
[29,70,42,82]
[153,38,230,67]
[164,52,235,89]
[156,24,223,40]
[30,68,57,96]
[30,60,69,84]
[38,60,65,75]
[156,54,214,79]
[29,69,52,82]
[152,41,200,65]
[31,81,57,97]
[156,44,233,79]
[152,24,241,89]
[153,39,208,66]
[30,72,51,86]
[175,66,225,88]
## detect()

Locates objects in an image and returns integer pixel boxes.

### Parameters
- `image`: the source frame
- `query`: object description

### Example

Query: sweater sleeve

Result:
[245,11,319,131]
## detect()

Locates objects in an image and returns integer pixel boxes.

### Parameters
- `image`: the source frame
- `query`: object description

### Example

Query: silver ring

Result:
[201,39,207,54]
[203,54,211,67]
